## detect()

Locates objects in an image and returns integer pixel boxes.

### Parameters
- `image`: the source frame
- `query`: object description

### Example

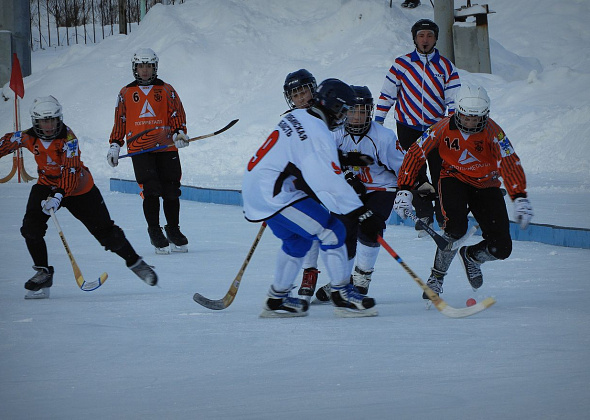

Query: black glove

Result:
[338,150,374,167]
[348,207,385,242]
[344,169,366,197]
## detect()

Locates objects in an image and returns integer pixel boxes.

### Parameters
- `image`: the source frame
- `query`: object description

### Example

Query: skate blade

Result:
[154,246,171,255]
[25,288,50,299]
[417,230,429,238]
[259,309,309,318]
[424,300,433,310]
[170,244,188,253]
[334,306,378,318]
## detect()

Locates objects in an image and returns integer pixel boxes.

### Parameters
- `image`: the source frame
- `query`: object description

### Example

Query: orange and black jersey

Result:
[109,78,187,154]
[0,126,94,196]
[397,116,527,200]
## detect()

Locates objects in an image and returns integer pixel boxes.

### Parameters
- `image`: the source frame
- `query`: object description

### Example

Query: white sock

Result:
[272,249,303,292]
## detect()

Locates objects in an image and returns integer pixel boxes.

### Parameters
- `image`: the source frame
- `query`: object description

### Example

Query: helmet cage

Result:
[346,104,373,135]
[454,84,490,134]
[283,69,317,109]
[30,96,64,140]
[284,83,316,109]
[132,48,159,85]
[346,85,374,135]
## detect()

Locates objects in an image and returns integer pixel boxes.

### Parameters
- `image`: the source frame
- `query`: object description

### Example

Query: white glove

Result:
[41,193,63,216]
[107,143,121,167]
[513,197,533,229]
[173,131,190,149]
[393,190,413,219]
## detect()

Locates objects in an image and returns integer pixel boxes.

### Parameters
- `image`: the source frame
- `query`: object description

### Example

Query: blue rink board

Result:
[110,178,590,250]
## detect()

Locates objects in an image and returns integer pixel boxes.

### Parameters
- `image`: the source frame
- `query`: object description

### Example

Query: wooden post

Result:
[118,0,127,35]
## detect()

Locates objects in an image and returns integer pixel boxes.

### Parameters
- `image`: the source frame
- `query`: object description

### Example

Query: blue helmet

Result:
[310,78,356,131]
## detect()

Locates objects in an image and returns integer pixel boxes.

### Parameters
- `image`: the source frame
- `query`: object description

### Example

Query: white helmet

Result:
[454,84,490,133]
[30,95,63,140]
[132,48,159,85]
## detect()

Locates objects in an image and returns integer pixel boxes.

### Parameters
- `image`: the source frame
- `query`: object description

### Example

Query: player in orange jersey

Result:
[108,48,190,254]
[392,84,533,298]
[0,96,157,298]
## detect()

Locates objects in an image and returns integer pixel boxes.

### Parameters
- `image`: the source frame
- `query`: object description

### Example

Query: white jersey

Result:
[242,109,363,222]
[334,122,405,189]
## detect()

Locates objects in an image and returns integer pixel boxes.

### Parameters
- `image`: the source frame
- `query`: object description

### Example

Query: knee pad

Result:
[21,220,48,242]
[161,180,181,200]
[487,238,512,260]
[93,224,127,252]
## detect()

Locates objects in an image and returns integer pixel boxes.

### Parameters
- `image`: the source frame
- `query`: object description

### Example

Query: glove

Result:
[173,131,190,149]
[416,181,435,196]
[355,207,385,242]
[344,169,366,197]
[107,143,121,167]
[393,190,413,219]
[41,192,63,216]
[513,197,533,229]
[338,150,374,167]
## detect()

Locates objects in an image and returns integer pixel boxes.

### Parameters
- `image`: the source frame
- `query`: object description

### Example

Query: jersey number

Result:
[444,137,460,150]
[247,130,279,171]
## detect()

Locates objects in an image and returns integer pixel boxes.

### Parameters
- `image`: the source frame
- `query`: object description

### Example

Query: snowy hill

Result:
[1,1,590,419]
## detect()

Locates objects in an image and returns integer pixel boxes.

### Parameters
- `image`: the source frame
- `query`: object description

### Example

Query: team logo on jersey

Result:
[497,134,514,157]
[154,90,162,102]
[139,100,156,118]
[474,140,484,153]
[458,149,479,165]
[63,139,79,158]
[332,161,342,175]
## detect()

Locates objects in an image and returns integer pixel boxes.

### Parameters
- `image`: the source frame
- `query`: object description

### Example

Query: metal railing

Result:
[29,0,183,50]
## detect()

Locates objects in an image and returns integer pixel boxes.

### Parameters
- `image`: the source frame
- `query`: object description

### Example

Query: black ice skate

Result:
[402,0,420,8]
[129,258,158,286]
[298,268,320,302]
[148,226,170,255]
[459,246,483,290]
[260,286,309,318]
[351,266,373,295]
[423,268,445,309]
[164,225,188,253]
[314,283,332,303]
[24,266,54,299]
[331,283,377,317]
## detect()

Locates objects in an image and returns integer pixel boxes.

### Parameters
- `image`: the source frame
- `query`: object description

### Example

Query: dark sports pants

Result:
[20,184,139,268]
[337,190,395,259]
[131,151,182,228]
[440,177,512,260]
[396,122,443,225]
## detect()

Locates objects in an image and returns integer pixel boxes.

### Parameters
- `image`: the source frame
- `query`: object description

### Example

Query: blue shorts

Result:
[266,198,347,258]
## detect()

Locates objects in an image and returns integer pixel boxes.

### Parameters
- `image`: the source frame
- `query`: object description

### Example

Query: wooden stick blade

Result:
[192,293,228,310]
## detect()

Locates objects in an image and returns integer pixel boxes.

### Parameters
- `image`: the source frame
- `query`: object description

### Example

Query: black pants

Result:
[440,177,512,260]
[132,151,182,228]
[396,122,443,225]
[20,184,139,268]
[337,190,395,259]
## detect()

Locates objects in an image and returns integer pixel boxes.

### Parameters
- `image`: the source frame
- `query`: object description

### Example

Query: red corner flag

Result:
[9,53,25,99]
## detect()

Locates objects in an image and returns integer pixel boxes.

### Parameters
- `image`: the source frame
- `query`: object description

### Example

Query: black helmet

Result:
[411,19,439,40]
[345,85,374,135]
[283,69,317,109]
[310,78,356,131]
